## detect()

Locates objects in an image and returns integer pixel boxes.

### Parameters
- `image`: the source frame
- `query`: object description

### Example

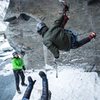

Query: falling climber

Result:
[36,1,96,59]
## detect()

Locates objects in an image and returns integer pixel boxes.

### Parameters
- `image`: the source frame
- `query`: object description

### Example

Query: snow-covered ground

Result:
[1,64,100,100]
[0,39,13,52]
[0,39,100,100]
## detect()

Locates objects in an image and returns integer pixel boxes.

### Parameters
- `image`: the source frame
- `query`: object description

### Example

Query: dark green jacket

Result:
[43,15,71,58]
[11,57,24,70]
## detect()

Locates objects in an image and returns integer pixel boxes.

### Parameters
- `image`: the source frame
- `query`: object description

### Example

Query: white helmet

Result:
[36,22,47,32]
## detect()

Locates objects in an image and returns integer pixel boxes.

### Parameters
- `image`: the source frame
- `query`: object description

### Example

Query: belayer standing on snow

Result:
[11,52,27,94]
[36,1,96,59]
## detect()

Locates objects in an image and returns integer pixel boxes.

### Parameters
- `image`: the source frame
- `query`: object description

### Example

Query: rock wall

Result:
[4,0,100,70]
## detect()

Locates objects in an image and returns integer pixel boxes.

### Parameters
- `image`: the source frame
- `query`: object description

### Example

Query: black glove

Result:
[23,66,26,70]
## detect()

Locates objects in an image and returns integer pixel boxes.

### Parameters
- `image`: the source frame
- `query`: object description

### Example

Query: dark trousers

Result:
[22,83,33,100]
[71,36,91,49]
[13,70,25,90]
[22,78,51,100]
[41,79,48,100]
[65,29,91,49]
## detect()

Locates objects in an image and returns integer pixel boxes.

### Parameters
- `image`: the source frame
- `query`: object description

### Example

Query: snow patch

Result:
[0,63,13,76]
[12,68,98,100]
[0,40,13,52]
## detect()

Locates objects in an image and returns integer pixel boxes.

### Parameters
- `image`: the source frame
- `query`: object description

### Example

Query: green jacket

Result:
[43,15,71,58]
[11,57,24,70]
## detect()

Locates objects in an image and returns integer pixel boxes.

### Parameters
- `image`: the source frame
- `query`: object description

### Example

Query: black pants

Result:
[71,37,91,49]
[22,78,51,100]
[13,70,25,90]
[22,83,33,100]
[41,78,48,100]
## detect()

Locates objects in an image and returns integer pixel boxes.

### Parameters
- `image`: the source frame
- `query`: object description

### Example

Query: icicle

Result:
[43,44,48,70]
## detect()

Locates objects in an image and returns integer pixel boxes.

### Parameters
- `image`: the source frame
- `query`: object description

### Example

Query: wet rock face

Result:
[4,0,100,70]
